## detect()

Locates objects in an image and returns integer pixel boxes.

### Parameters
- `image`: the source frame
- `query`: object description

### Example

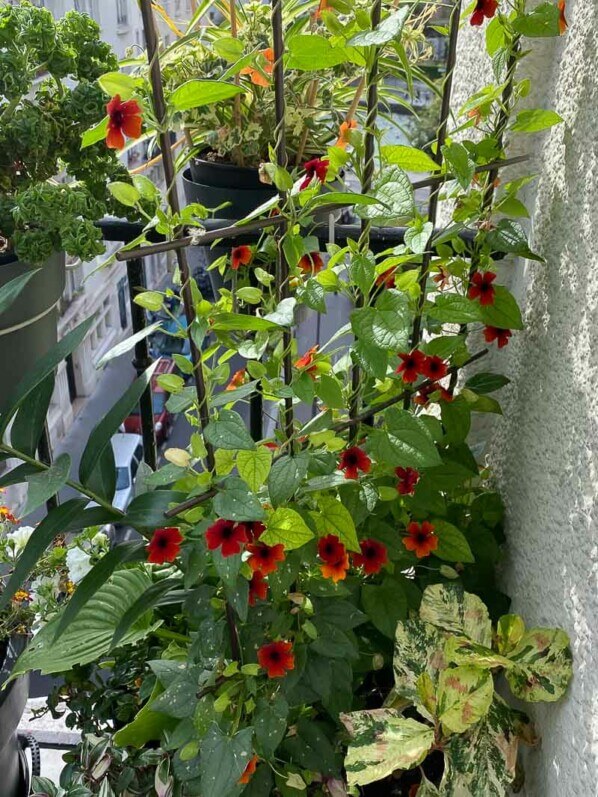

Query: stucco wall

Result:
[449,2,598,794]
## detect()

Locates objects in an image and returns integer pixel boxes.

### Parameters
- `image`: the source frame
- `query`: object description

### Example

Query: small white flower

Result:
[6,525,35,555]
[66,547,92,584]
[30,573,61,607]
[91,531,108,550]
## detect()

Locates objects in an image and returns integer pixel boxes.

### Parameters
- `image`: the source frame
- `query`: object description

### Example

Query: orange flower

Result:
[468,107,482,127]
[403,521,438,559]
[335,119,357,149]
[558,0,567,33]
[321,552,350,582]
[294,345,319,376]
[258,640,295,678]
[238,755,259,784]
[231,245,253,271]
[240,48,275,87]
[106,95,143,150]
[0,506,17,524]
[226,368,246,391]
[298,252,324,273]
[315,0,331,18]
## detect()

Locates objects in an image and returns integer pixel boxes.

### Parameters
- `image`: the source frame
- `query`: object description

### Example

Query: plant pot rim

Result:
[191,149,265,177]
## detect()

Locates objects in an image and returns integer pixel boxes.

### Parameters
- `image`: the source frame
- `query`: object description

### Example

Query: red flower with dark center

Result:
[318,534,346,564]
[396,466,420,496]
[468,271,497,306]
[483,325,512,349]
[258,640,295,678]
[205,519,248,557]
[403,521,438,558]
[106,95,143,150]
[352,538,388,575]
[420,355,449,381]
[238,755,259,784]
[248,572,268,606]
[396,350,426,384]
[321,552,350,583]
[339,446,371,479]
[246,521,266,542]
[298,252,324,273]
[376,267,397,288]
[231,245,253,271]
[300,157,329,190]
[414,384,453,406]
[294,345,319,377]
[247,542,285,575]
[0,505,17,524]
[470,0,498,26]
[147,527,183,564]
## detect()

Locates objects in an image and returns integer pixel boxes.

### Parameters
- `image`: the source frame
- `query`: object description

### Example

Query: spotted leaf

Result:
[419,584,492,647]
[505,627,572,703]
[437,665,494,734]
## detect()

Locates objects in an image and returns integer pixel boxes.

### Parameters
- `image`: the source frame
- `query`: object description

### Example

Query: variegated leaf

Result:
[444,636,512,669]
[341,710,434,788]
[496,614,526,655]
[441,696,520,796]
[505,627,572,702]
[437,665,494,734]
[417,775,441,795]
[394,619,447,710]
[419,584,492,647]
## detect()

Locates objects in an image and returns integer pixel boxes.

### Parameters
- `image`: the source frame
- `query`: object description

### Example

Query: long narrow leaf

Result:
[96,323,161,368]
[111,578,182,648]
[54,541,147,639]
[0,269,40,317]
[0,499,88,611]
[10,374,55,458]
[0,462,40,488]
[22,453,71,516]
[0,317,94,436]
[78,362,158,491]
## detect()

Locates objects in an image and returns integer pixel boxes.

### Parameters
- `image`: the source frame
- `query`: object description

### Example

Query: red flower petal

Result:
[257,640,295,678]
[339,446,371,479]
[352,538,388,575]
[147,527,183,564]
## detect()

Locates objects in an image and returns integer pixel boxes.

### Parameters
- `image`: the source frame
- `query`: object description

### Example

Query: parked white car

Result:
[112,433,144,513]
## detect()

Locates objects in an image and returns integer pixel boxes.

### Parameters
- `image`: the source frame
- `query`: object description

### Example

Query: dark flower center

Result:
[156,536,168,549]
[111,109,123,126]
[416,531,429,543]
[364,547,377,559]
[269,650,281,662]
[344,452,358,465]
[221,524,235,539]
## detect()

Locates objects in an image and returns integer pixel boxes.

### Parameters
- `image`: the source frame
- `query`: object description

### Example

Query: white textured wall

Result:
[450,2,598,794]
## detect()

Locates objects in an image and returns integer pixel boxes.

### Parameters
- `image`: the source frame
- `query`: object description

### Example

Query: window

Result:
[117,0,128,25]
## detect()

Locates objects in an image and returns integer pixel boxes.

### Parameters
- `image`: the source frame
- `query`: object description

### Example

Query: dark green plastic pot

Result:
[0,251,65,415]
[0,637,29,797]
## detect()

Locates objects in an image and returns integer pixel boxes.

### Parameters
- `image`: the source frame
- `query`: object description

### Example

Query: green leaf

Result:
[10,374,54,458]
[280,718,340,775]
[134,291,164,311]
[393,619,447,706]
[341,711,434,788]
[169,79,244,111]
[200,723,254,797]
[465,372,510,394]
[0,499,88,610]
[214,476,266,522]
[212,380,259,408]
[485,17,506,55]
[263,297,296,326]
[254,696,289,760]
[313,495,360,552]
[381,145,439,172]
[432,518,475,563]
[351,289,410,351]
[211,313,281,332]
[204,410,256,451]
[315,374,345,409]
[9,570,160,678]
[348,6,410,46]
[55,542,146,639]
[444,636,512,670]
[114,681,178,748]
[513,3,561,37]
[362,577,407,638]
[237,447,272,492]
[496,614,526,655]
[124,490,188,529]
[480,286,524,330]
[0,268,40,317]
[427,294,483,324]
[108,181,141,207]
[287,35,354,70]
[440,397,471,445]
[261,507,314,550]
[97,323,161,367]
[112,578,181,648]
[81,116,108,148]
[268,454,309,507]
[79,363,158,500]
[356,166,414,224]
[505,627,572,702]
[0,317,93,435]
[437,665,494,734]
[367,407,442,469]
[419,584,492,646]
[485,219,544,262]
[23,453,71,516]
[442,142,475,189]
[98,71,140,99]
[511,108,563,132]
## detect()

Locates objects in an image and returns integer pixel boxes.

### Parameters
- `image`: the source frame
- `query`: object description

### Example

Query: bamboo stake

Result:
[229,0,245,166]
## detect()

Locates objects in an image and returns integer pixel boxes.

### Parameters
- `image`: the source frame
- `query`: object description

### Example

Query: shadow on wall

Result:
[488,1,598,794]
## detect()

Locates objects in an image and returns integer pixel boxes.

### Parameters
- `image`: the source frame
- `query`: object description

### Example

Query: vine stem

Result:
[139,0,214,472]
[271,0,294,443]
[0,442,124,518]
[349,0,382,441]
[409,0,462,355]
